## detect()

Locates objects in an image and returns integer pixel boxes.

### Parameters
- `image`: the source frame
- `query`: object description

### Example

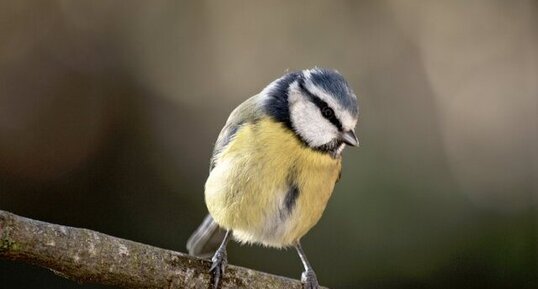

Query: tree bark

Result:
[0,210,327,289]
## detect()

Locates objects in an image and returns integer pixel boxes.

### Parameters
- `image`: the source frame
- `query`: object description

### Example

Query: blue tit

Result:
[187,68,359,289]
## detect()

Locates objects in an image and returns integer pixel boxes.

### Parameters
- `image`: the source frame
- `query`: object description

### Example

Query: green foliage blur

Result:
[0,1,536,288]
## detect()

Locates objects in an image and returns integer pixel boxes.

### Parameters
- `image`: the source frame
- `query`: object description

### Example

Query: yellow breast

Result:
[205,118,341,247]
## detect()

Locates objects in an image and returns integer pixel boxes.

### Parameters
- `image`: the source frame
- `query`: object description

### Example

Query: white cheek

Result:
[289,91,338,147]
[340,112,358,131]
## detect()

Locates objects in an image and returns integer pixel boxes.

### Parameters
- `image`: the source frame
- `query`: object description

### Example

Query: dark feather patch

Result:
[280,165,300,221]
[284,183,300,213]
[264,71,301,130]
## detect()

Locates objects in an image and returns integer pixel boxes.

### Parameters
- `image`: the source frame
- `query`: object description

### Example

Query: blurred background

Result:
[0,1,537,288]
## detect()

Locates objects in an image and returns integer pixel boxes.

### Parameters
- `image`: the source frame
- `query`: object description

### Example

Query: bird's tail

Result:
[186,214,227,258]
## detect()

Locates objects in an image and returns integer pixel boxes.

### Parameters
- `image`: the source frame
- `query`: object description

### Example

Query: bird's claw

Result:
[209,249,228,289]
[301,269,320,289]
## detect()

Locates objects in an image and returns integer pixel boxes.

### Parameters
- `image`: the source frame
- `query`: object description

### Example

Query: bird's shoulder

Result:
[209,94,267,171]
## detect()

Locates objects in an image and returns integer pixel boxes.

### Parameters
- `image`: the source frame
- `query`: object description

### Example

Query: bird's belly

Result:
[205,119,341,247]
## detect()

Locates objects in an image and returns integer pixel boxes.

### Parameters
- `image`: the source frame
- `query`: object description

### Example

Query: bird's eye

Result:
[321,106,335,118]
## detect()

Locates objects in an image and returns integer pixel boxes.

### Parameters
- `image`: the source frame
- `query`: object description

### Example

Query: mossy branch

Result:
[0,210,327,289]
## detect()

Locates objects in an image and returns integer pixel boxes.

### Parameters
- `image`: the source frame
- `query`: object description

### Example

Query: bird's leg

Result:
[209,230,232,289]
[295,241,320,289]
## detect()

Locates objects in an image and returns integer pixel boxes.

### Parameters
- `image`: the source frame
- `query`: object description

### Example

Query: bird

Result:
[187,68,359,289]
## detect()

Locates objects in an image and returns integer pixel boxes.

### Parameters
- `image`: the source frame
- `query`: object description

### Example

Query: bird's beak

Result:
[341,129,359,147]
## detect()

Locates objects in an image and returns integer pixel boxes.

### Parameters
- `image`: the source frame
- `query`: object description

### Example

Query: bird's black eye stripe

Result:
[298,80,343,131]
[321,106,334,118]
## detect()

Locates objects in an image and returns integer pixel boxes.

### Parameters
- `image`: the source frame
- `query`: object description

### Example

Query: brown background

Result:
[1,1,537,288]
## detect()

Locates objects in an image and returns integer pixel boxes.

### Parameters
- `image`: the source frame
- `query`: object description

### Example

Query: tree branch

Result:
[0,210,326,289]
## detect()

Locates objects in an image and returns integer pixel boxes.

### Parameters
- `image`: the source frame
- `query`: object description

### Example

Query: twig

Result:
[0,210,326,289]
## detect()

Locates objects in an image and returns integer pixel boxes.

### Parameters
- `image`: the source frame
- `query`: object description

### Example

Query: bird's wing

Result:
[209,93,265,171]
[188,94,265,257]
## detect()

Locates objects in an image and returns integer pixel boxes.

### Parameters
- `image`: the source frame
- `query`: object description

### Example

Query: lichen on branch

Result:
[0,210,326,289]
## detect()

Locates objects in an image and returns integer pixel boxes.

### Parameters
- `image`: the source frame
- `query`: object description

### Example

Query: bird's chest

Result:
[205,119,341,246]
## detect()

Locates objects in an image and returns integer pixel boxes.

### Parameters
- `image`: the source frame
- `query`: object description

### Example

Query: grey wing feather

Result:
[209,93,265,171]
[187,94,265,257]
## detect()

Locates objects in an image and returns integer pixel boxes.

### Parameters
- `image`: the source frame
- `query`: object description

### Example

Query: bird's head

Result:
[263,68,359,156]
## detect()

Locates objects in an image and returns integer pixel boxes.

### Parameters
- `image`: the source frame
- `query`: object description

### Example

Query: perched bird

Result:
[187,68,359,289]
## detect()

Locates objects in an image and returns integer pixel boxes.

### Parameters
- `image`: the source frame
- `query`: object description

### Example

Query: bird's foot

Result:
[301,269,320,289]
[209,248,228,289]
